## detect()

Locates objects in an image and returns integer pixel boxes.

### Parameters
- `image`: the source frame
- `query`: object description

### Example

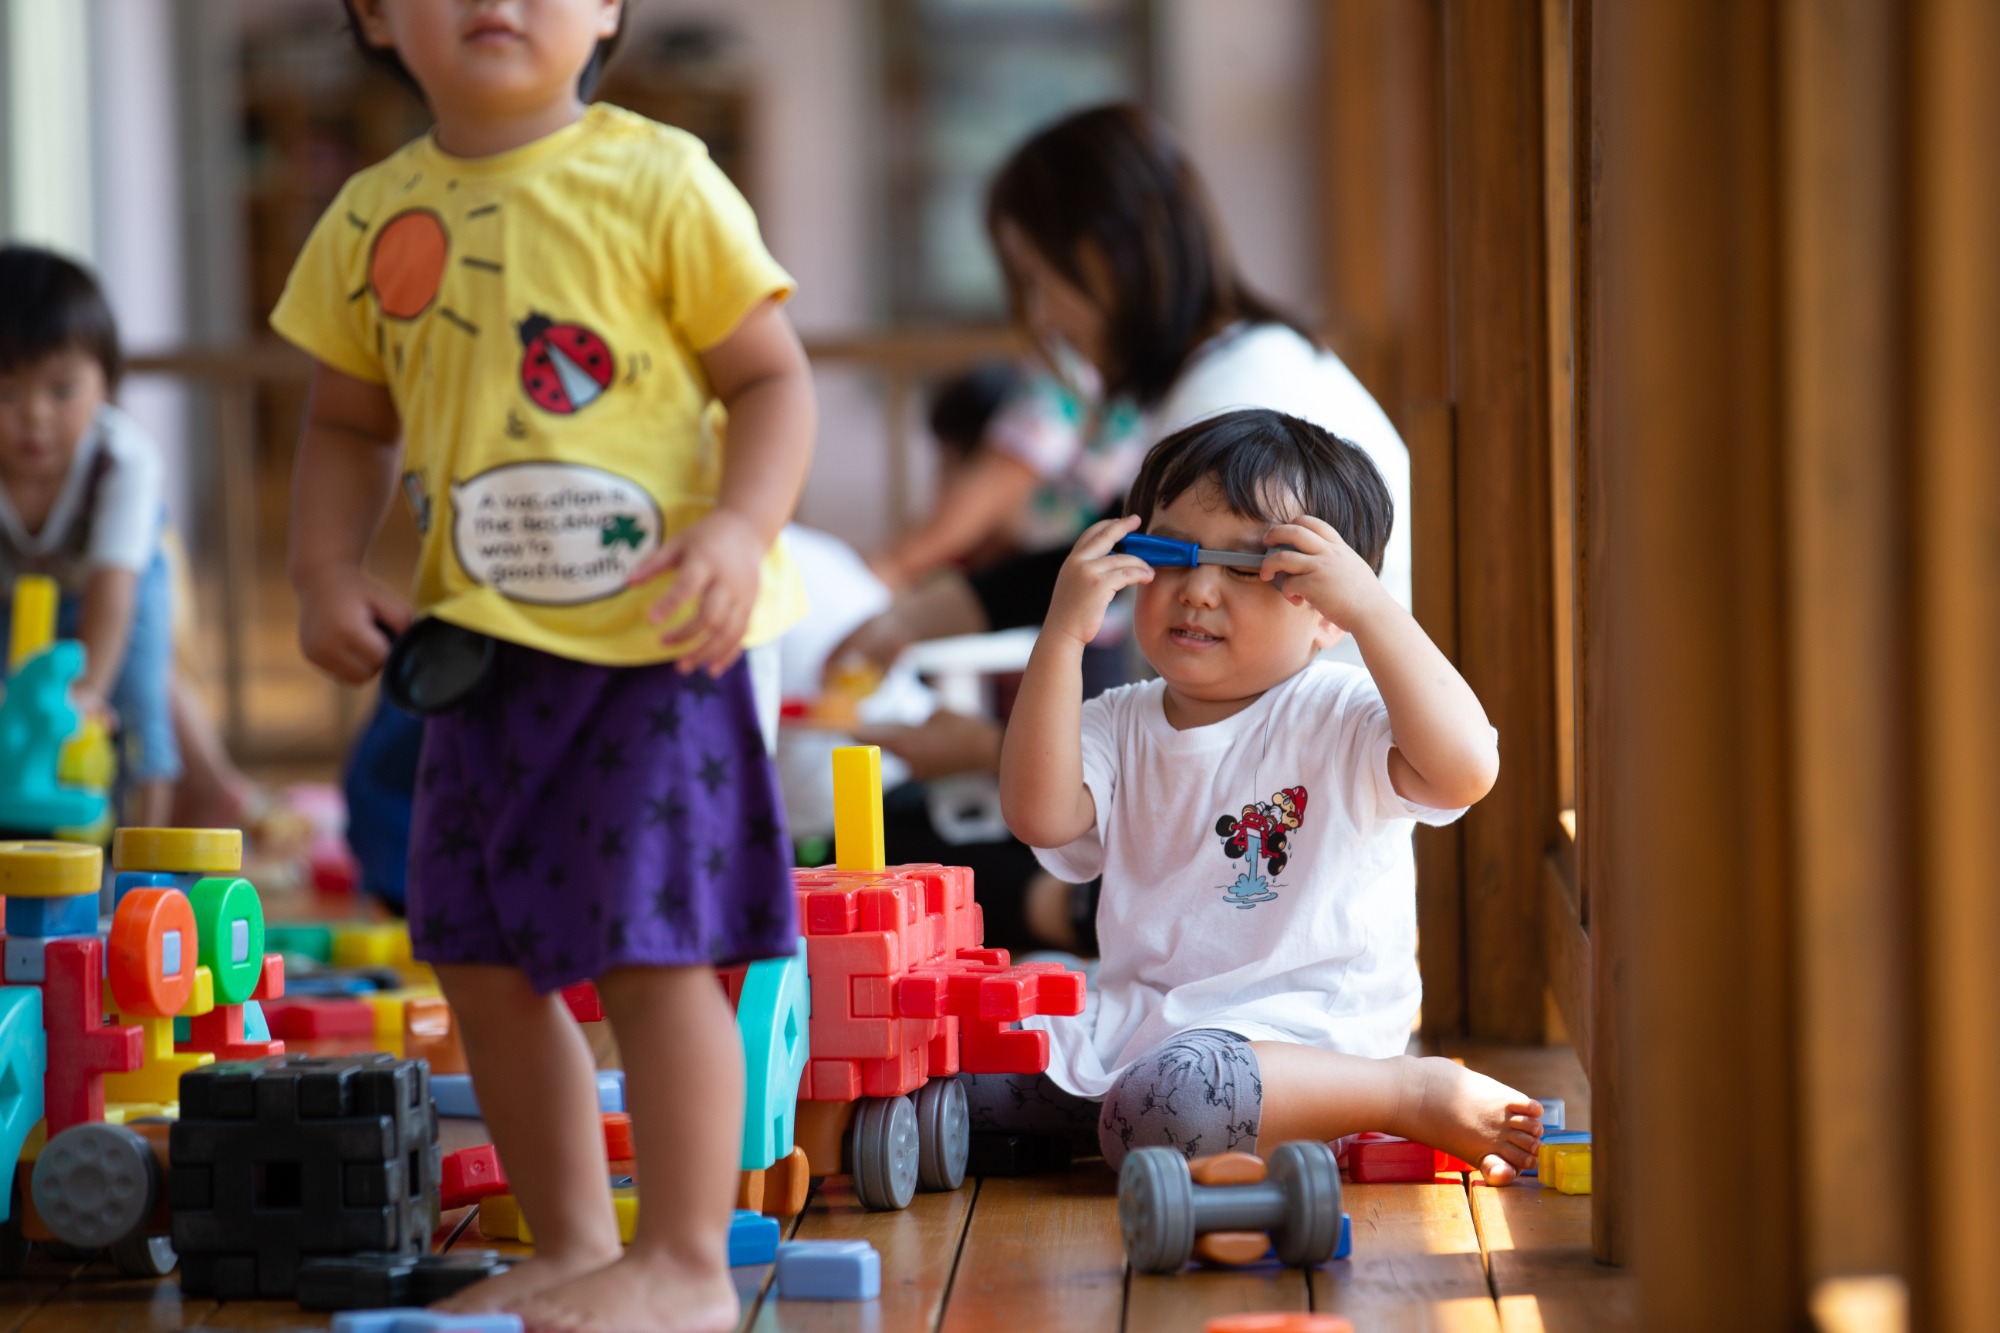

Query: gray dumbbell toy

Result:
[1118,1140,1344,1274]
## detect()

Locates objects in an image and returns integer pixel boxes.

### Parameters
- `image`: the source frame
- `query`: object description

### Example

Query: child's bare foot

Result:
[512,1250,738,1333]
[1401,1056,1543,1185]
[432,1248,618,1314]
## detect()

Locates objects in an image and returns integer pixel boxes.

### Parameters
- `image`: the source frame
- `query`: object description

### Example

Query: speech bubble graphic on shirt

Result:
[450,462,661,605]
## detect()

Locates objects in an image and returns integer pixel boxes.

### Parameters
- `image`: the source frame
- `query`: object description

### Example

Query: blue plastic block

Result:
[6,892,101,939]
[286,971,386,998]
[729,1208,780,1267]
[0,643,108,832]
[2,937,47,984]
[331,1311,522,1333]
[242,999,270,1042]
[736,937,810,1170]
[1335,1211,1353,1260]
[111,870,182,908]
[1539,1097,1567,1132]
[0,987,44,1221]
[1523,1129,1591,1177]
[432,1070,624,1119]
[774,1239,880,1301]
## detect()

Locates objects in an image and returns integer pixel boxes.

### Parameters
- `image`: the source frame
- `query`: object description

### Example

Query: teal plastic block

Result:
[242,999,270,1042]
[735,937,810,1171]
[0,987,45,1220]
[0,644,107,832]
[265,923,335,964]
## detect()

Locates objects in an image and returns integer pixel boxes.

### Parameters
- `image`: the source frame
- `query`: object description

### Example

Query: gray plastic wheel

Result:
[1118,1147,1197,1274]
[851,1095,920,1211]
[1266,1140,1344,1267]
[32,1123,158,1250]
[109,1233,177,1278]
[914,1077,970,1192]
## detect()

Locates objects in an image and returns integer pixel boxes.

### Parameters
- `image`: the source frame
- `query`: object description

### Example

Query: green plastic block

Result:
[266,923,335,965]
[189,877,265,1004]
[736,937,810,1171]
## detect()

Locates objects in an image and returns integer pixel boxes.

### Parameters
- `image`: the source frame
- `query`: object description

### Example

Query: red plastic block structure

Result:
[792,863,1084,1101]
[262,997,375,1040]
[41,937,143,1135]
[561,983,603,1023]
[1340,1132,1471,1183]
[184,952,288,1062]
[440,1144,508,1210]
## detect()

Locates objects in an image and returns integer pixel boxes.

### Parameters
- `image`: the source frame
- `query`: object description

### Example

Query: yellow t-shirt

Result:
[271,104,806,665]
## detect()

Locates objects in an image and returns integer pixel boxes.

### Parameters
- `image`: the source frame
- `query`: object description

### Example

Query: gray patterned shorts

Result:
[958,1027,1262,1170]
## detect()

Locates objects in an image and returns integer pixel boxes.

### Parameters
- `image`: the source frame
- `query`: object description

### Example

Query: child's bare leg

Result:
[430,964,621,1311]
[514,964,742,1333]
[1251,1044,1544,1184]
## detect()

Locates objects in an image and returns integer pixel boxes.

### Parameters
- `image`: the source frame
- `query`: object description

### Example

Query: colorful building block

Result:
[40,937,141,1135]
[1539,1098,1567,1132]
[774,1239,880,1300]
[0,987,45,1220]
[5,893,101,939]
[560,982,604,1023]
[832,746,887,872]
[3,937,49,985]
[0,840,101,898]
[102,888,213,1105]
[266,924,335,964]
[111,870,181,908]
[331,1312,521,1333]
[1340,1132,1468,1183]
[729,1209,780,1266]
[331,922,414,971]
[262,997,377,1040]
[1538,1140,1592,1194]
[0,649,109,833]
[402,995,466,1075]
[735,939,810,1171]
[431,1070,624,1119]
[480,1189,638,1245]
[300,1250,510,1311]
[111,826,241,875]
[440,1144,507,1210]
[1204,1316,1354,1333]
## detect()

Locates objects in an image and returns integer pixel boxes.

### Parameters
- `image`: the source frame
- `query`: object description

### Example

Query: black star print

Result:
[470,860,489,891]
[645,790,687,829]
[749,815,779,852]
[531,697,554,723]
[507,920,543,958]
[576,809,593,835]
[587,901,603,924]
[684,672,720,702]
[551,949,573,976]
[422,908,453,943]
[499,833,537,879]
[605,918,628,953]
[591,737,628,781]
[704,844,729,878]
[740,900,777,940]
[548,864,568,889]
[698,753,728,795]
[500,751,529,794]
[653,879,695,936]
[597,824,629,861]
[421,762,444,792]
[646,700,682,739]
[438,822,479,863]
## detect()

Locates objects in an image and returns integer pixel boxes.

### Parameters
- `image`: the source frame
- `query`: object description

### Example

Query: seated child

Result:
[991,407,1543,1181]
[0,245,178,825]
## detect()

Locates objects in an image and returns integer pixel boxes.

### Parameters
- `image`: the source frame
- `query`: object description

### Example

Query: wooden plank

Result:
[935,1170,1123,1333]
[1540,850,1592,1071]
[1309,1183,1499,1331]
[749,1176,971,1333]
[1469,1184,1634,1333]
[1442,0,1558,1044]
[196,1300,328,1330]
[1125,1264,1309,1331]
[13,1261,218,1331]
[0,1251,91,1333]
[1911,0,2000,1324]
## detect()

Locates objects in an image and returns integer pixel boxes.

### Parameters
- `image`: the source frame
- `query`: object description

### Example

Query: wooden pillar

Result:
[1596,1,1801,1322]
[1442,0,1555,1043]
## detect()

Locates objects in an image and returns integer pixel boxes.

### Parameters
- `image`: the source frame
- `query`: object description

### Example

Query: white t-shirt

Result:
[1152,324,1412,663]
[0,403,164,594]
[1027,660,1470,1098]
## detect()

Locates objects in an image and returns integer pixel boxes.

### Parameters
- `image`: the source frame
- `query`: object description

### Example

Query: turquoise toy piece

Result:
[0,643,107,833]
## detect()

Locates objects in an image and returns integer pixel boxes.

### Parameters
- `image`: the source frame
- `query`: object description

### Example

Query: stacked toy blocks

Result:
[169,1053,440,1297]
[0,575,109,839]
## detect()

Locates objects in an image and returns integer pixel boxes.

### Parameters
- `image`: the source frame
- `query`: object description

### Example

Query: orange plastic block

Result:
[1189,1152,1265,1186]
[602,1112,632,1161]
[1196,1232,1272,1266]
[107,888,198,1019]
[403,995,466,1075]
[760,1146,809,1218]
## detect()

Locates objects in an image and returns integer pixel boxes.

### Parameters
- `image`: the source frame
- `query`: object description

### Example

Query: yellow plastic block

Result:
[332,922,414,970]
[57,716,115,790]
[831,745,885,873]
[105,1010,212,1105]
[112,827,242,875]
[19,1120,45,1162]
[479,1191,638,1246]
[8,576,57,673]
[177,967,217,1020]
[0,841,101,898]
[1538,1141,1592,1195]
[361,987,439,1056]
[104,1101,176,1124]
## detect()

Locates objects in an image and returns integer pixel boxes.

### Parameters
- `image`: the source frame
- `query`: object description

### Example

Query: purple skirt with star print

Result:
[405,639,798,993]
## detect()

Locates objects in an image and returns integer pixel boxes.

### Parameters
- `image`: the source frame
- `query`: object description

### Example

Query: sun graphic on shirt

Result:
[347,197,614,414]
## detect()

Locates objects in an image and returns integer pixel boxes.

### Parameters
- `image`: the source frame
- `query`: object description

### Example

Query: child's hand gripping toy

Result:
[1113,533,1293,590]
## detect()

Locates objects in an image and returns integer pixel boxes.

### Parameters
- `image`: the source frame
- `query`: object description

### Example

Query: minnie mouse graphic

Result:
[1214,785,1309,908]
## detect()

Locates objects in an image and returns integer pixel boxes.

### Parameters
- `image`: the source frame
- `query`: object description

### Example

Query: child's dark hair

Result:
[1126,409,1393,574]
[0,245,122,385]
[339,3,628,102]
[987,103,1313,410]
[928,362,1024,462]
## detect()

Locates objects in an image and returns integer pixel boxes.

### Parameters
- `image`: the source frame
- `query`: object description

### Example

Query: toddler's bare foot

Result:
[513,1250,738,1333]
[432,1249,618,1314]
[1401,1056,1543,1185]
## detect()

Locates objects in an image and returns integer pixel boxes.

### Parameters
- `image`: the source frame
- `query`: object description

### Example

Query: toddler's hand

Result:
[1046,514,1153,648]
[1258,516,1388,633]
[295,565,410,685]
[629,509,766,676]
[69,684,116,728]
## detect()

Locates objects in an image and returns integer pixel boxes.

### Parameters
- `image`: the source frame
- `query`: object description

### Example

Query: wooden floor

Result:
[0,1042,1631,1332]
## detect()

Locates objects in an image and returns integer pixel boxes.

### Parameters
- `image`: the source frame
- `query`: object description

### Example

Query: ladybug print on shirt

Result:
[1213,784,1310,909]
[517,311,615,414]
